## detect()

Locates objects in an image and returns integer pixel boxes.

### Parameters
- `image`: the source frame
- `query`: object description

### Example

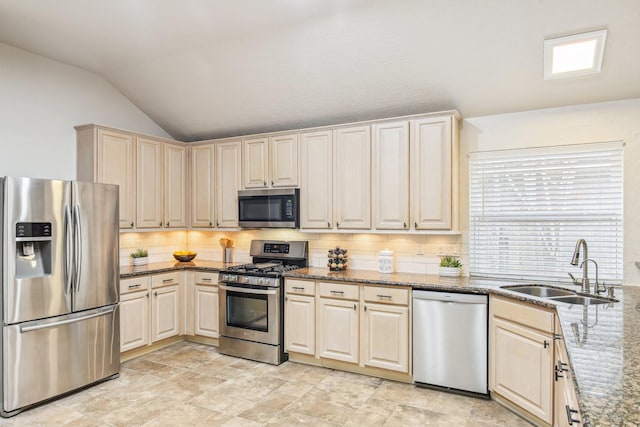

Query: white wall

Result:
[0,42,171,180]
[460,98,640,285]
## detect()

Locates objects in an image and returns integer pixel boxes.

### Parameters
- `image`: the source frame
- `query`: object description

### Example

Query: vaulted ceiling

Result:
[1,0,639,141]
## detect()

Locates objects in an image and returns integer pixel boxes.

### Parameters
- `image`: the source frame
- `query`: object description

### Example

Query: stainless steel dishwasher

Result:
[413,290,488,396]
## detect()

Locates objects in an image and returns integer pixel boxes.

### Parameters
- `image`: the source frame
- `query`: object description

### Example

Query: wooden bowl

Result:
[173,252,197,262]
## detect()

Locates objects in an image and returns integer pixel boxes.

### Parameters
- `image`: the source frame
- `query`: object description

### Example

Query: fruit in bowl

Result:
[173,251,197,262]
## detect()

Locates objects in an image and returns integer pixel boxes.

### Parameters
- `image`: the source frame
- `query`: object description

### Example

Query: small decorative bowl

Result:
[173,252,197,262]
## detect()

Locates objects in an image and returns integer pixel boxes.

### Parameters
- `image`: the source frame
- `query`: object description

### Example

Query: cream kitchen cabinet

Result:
[136,138,187,229]
[215,140,242,228]
[284,279,316,355]
[372,121,410,230]
[163,142,187,228]
[300,130,333,229]
[554,318,582,427]
[194,272,219,338]
[334,126,371,229]
[120,276,151,352]
[190,144,215,228]
[362,286,410,373]
[410,115,459,231]
[243,133,298,189]
[136,137,163,228]
[317,282,360,363]
[490,296,555,424]
[76,125,136,229]
[150,272,181,342]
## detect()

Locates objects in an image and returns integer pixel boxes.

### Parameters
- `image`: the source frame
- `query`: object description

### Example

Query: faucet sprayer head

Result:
[570,240,582,265]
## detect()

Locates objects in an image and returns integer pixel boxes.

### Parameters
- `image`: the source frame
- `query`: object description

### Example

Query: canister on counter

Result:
[379,248,394,273]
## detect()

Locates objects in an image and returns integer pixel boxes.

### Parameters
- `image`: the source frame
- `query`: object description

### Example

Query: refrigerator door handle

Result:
[64,205,74,294]
[19,306,115,333]
[73,204,83,292]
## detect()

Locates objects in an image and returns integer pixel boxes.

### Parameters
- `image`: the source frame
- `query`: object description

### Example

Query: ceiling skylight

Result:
[544,29,607,80]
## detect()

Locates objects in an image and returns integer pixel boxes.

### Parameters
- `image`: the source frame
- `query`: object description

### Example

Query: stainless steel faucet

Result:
[569,239,590,293]
[568,239,606,294]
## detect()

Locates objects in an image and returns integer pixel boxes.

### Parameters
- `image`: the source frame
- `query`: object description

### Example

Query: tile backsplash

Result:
[121,230,467,275]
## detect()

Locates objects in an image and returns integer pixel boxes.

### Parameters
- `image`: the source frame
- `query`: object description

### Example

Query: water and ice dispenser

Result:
[15,222,52,278]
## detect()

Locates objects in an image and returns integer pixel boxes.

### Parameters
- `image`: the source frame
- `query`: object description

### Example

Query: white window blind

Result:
[469,141,623,284]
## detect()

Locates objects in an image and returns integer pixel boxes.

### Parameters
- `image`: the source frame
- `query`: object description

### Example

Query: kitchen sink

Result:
[501,285,576,298]
[551,295,613,306]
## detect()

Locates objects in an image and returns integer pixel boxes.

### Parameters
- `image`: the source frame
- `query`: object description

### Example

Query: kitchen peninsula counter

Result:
[284,267,640,426]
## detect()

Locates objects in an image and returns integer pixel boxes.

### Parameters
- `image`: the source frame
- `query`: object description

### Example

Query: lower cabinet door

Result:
[491,317,553,423]
[121,290,150,352]
[362,303,409,373]
[152,285,180,342]
[195,285,219,338]
[318,298,359,363]
[285,294,315,355]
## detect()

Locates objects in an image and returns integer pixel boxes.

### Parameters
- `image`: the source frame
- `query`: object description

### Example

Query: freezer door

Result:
[2,177,72,324]
[72,181,119,311]
[2,306,120,414]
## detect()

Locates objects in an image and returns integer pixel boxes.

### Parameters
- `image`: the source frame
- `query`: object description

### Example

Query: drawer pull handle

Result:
[353,304,357,310]
[201,278,212,282]
[154,291,158,296]
[162,279,174,283]
[292,286,305,291]
[544,340,550,349]
[555,361,568,381]
[330,290,344,295]
[128,283,142,289]
[377,294,393,300]
[565,405,580,425]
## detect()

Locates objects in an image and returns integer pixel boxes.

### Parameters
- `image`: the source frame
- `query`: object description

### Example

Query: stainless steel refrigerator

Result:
[0,177,120,417]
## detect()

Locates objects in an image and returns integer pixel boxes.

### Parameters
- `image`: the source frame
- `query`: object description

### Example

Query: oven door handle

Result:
[219,284,277,295]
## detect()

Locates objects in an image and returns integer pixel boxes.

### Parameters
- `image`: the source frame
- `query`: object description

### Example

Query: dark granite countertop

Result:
[119,260,243,278]
[121,263,637,426]
[284,267,638,426]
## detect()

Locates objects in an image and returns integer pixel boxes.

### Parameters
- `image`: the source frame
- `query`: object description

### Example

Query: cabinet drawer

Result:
[285,279,315,296]
[194,271,218,285]
[364,286,409,305]
[491,296,554,334]
[152,271,181,288]
[319,281,359,300]
[120,276,151,295]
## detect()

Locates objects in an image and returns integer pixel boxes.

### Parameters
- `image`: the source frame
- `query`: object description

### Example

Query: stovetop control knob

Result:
[257,278,265,285]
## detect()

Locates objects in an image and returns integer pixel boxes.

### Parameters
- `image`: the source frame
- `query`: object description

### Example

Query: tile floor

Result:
[0,341,529,426]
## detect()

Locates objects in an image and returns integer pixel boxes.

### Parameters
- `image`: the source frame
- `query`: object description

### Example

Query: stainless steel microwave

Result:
[238,188,299,228]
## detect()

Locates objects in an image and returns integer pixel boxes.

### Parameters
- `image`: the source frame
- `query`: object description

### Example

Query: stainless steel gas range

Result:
[218,240,308,365]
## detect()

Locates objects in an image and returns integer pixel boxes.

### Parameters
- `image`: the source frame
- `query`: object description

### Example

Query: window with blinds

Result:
[469,141,623,284]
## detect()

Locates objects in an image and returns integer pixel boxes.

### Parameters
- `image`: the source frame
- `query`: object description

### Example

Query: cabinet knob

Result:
[337,222,340,228]
[328,222,331,228]
[415,222,418,228]
[353,304,357,310]
[364,305,367,312]
[544,340,550,349]
[216,221,219,227]
[154,291,158,296]
[263,181,267,187]
[159,222,162,227]
[271,180,274,186]
[166,222,169,227]
[403,222,407,228]
[130,222,134,227]
[146,292,149,298]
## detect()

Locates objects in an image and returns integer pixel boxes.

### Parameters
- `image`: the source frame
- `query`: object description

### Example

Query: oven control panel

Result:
[218,273,279,288]
[263,243,289,254]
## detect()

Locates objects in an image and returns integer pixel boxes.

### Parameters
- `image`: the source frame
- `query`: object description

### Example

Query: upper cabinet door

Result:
[164,142,187,228]
[410,116,454,230]
[300,130,333,229]
[270,133,298,187]
[136,137,163,228]
[190,144,215,228]
[372,121,410,230]
[216,140,242,228]
[95,129,135,229]
[243,137,269,189]
[334,126,371,229]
